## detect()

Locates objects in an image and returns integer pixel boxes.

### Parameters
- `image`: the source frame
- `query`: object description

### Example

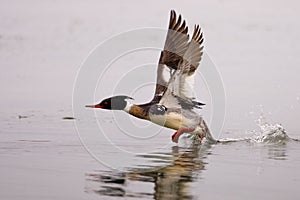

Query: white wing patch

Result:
[165,70,196,100]
[159,69,196,108]
[161,64,171,84]
[179,73,195,99]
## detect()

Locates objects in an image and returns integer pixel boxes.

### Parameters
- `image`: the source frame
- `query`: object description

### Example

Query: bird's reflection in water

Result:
[86,142,213,199]
[267,143,288,160]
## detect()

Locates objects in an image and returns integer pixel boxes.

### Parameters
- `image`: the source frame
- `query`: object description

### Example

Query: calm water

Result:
[1,112,299,200]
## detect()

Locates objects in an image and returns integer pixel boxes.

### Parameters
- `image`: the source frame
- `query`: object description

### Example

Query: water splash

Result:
[251,114,289,144]
[220,113,290,144]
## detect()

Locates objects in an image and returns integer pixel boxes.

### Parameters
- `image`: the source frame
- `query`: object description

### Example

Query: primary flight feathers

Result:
[152,10,204,110]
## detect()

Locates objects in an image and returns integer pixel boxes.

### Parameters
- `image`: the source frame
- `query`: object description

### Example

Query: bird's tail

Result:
[202,120,218,144]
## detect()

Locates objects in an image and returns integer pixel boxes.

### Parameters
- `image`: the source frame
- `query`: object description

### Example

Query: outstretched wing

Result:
[159,24,205,110]
[176,24,204,100]
[151,10,189,104]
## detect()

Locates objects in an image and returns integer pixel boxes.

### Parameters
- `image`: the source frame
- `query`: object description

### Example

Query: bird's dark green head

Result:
[85,95,134,110]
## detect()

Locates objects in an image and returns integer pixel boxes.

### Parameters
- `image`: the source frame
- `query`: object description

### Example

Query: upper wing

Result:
[176,24,204,100]
[159,24,205,110]
[151,10,190,103]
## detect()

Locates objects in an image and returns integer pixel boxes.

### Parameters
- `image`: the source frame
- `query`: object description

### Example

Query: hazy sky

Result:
[1,0,299,135]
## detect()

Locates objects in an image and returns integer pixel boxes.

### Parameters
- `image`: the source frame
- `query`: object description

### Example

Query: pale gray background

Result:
[0,1,299,199]
[1,0,299,135]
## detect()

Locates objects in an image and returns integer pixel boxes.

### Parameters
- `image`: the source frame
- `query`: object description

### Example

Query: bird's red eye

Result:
[104,101,108,105]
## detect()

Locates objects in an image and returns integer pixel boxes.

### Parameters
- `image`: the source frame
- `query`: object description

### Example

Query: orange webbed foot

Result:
[171,127,195,143]
[171,131,179,143]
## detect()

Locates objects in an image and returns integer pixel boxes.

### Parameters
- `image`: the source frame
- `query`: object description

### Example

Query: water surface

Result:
[1,113,299,200]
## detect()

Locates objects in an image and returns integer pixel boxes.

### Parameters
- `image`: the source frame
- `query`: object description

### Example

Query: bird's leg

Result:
[172,127,195,143]
[198,134,204,144]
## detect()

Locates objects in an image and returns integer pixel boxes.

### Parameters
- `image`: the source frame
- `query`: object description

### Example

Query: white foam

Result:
[219,114,290,144]
[250,115,288,144]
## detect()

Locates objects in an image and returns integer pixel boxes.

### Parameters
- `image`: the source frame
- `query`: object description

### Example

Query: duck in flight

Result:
[86,10,216,143]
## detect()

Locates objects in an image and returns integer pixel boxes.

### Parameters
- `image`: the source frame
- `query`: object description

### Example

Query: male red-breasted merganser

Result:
[86,10,216,143]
